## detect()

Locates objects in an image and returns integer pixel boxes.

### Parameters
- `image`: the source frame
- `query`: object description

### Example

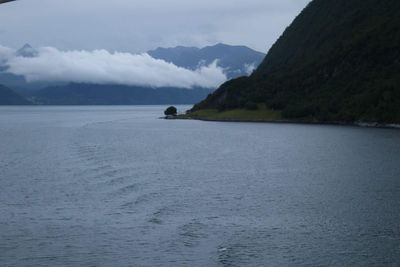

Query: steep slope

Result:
[31,83,213,105]
[193,0,400,123]
[0,85,30,105]
[148,43,265,79]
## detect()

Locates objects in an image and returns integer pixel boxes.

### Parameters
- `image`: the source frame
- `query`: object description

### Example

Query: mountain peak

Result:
[214,43,229,47]
[16,44,38,58]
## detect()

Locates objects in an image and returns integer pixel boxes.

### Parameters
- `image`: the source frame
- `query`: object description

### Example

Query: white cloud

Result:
[244,63,257,75]
[6,47,227,88]
[0,45,15,63]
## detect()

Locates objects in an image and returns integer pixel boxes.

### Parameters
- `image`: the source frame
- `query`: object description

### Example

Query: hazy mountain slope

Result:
[148,43,265,79]
[0,85,30,105]
[193,0,400,123]
[31,84,213,105]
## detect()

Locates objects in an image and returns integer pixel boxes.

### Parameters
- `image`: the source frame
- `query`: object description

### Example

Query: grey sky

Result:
[0,0,310,53]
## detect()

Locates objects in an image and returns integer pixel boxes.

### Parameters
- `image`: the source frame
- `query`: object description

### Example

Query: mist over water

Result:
[1,106,400,266]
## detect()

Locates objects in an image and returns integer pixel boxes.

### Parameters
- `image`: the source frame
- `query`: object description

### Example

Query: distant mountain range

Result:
[27,83,213,105]
[0,43,264,105]
[0,44,63,91]
[148,43,265,79]
[193,0,400,124]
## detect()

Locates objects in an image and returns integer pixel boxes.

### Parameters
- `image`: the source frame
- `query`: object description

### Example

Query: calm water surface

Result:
[1,106,400,266]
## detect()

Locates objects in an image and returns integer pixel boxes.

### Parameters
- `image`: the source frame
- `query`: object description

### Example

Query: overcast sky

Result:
[0,0,311,53]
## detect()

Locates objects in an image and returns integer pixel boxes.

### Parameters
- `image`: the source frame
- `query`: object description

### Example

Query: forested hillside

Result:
[193,0,400,123]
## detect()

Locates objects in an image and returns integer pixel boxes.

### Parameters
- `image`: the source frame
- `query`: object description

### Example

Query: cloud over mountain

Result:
[5,46,227,89]
[0,45,14,63]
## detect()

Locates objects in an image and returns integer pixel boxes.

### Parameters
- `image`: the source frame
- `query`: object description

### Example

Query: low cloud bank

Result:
[0,45,14,64]
[244,63,257,75]
[3,46,227,88]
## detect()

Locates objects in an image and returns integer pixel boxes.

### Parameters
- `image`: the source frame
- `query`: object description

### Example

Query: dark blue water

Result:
[1,106,400,266]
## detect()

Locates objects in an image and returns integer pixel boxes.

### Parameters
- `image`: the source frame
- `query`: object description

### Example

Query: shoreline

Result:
[167,114,400,130]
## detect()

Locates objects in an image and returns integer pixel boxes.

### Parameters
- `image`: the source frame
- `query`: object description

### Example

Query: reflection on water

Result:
[1,106,400,266]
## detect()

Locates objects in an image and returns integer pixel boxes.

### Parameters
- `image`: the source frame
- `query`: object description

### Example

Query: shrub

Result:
[164,106,177,116]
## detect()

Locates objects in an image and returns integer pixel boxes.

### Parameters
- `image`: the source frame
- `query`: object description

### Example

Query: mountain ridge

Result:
[148,43,265,79]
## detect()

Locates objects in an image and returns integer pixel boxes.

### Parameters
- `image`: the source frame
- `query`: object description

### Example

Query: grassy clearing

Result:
[178,106,282,122]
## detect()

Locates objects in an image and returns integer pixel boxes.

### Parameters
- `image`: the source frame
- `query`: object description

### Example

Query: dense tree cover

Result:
[193,0,400,123]
[164,106,178,116]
